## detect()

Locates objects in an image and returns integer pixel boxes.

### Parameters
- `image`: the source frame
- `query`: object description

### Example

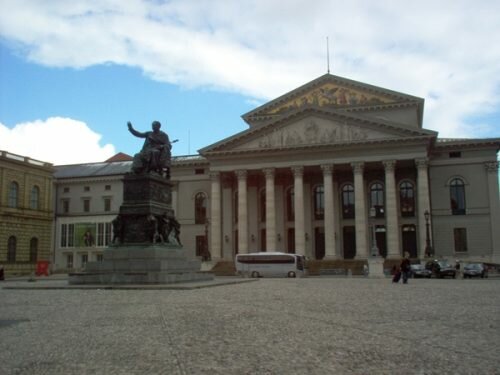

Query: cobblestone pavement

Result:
[1,276,499,375]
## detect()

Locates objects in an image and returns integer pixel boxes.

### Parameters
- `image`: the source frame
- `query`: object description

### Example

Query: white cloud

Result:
[0,0,499,138]
[0,118,115,165]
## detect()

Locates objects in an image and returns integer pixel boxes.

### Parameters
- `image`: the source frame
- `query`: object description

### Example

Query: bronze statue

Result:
[127,121,172,177]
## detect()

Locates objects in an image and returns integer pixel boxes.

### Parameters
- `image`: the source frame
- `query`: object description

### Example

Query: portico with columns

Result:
[189,73,499,266]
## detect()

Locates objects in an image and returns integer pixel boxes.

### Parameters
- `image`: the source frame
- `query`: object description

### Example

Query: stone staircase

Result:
[208,261,237,276]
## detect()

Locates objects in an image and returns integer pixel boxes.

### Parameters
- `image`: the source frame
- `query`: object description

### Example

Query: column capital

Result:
[351,162,364,174]
[382,160,397,172]
[291,166,304,177]
[415,158,429,169]
[263,168,275,178]
[320,164,334,175]
[235,169,247,180]
[209,171,220,181]
[485,161,499,173]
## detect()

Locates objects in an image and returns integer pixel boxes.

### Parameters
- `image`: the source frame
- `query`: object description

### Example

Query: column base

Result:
[366,256,386,278]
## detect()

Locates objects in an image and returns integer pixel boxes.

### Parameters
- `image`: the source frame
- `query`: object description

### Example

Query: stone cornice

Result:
[202,135,434,158]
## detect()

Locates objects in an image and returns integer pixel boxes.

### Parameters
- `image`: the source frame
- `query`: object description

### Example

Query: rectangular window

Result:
[63,187,70,193]
[68,224,74,247]
[104,198,111,212]
[195,168,205,175]
[81,254,88,267]
[97,223,105,246]
[83,199,90,212]
[84,186,90,192]
[96,254,103,262]
[449,151,462,158]
[61,224,75,247]
[62,199,70,214]
[105,222,112,246]
[66,254,73,269]
[454,228,468,252]
[105,185,111,191]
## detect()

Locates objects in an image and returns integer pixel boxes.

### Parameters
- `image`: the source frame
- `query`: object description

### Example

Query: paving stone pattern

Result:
[1,277,499,374]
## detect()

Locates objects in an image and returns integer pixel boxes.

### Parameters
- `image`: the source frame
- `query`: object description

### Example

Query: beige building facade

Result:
[0,151,54,275]
[51,74,500,271]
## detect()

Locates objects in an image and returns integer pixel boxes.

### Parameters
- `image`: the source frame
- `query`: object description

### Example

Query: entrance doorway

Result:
[343,226,356,259]
[314,227,325,260]
[402,225,417,258]
[287,228,295,253]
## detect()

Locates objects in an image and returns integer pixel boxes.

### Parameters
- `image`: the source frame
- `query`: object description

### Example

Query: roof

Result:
[105,152,133,162]
[54,161,132,179]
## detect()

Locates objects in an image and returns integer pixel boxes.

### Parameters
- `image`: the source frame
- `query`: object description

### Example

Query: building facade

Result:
[51,74,500,271]
[0,151,54,275]
[53,160,129,271]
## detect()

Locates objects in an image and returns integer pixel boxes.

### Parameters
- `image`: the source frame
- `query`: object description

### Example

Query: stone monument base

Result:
[367,256,386,278]
[68,244,214,285]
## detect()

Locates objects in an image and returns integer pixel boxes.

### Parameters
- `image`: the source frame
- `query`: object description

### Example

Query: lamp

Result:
[370,207,379,257]
[424,210,433,257]
[251,234,255,242]
[277,233,281,242]
[224,235,229,243]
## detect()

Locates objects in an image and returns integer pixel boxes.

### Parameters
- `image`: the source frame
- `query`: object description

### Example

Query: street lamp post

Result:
[424,210,432,257]
[370,207,379,257]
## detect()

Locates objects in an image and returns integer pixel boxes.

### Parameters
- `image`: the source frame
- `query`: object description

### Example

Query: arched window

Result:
[259,189,266,222]
[370,182,384,217]
[399,181,415,217]
[342,184,355,219]
[194,192,207,224]
[30,237,38,263]
[30,186,40,210]
[7,236,16,263]
[450,178,466,215]
[8,181,19,208]
[313,185,324,220]
[286,187,294,221]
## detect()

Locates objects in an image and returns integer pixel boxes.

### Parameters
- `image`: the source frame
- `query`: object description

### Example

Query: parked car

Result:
[410,264,432,278]
[425,260,456,278]
[463,263,488,279]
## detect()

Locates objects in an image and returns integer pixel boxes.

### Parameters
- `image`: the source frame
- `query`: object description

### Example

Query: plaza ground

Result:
[1,275,499,374]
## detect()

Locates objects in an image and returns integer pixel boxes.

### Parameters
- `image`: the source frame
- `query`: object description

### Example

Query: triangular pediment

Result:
[243,73,424,128]
[200,107,435,155]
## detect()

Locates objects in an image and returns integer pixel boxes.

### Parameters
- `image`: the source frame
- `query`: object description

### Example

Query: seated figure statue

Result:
[127,121,172,177]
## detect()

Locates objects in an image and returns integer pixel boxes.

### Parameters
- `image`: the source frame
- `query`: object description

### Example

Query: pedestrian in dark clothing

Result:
[400,256,411,284]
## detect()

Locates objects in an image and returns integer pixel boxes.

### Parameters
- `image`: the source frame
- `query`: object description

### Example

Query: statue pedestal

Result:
[69,172,213,285]
[69,244,213,284]
[366,256,386,278]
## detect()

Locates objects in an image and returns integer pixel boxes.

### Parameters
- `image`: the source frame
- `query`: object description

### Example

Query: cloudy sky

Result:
[1,0,499,165]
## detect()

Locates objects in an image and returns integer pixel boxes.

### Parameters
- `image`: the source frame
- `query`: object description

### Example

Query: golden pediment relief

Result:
[267,83,392,115]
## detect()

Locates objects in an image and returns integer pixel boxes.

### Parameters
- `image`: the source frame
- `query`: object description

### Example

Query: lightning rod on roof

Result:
[326,36,331,74]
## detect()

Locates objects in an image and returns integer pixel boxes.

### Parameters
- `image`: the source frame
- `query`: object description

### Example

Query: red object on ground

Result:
[35,261,50,276]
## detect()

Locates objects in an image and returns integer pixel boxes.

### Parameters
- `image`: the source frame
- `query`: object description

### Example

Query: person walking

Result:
[400,254,411,284]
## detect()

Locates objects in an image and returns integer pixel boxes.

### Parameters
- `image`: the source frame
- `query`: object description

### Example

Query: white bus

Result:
[235,252,307,278]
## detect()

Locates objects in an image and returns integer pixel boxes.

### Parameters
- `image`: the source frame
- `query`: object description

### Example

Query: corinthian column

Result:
[485,162,500,261]
[209,171,222,260]
[263,168,276,251]
[321,164,337,259]
[352,162,368,259]
[416,159,431,259]
[236,170,248,254]
[383,160,400,259]
[292,166,305,256]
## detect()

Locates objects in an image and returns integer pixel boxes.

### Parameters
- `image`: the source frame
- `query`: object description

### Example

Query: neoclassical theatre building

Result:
[52,74,500,271]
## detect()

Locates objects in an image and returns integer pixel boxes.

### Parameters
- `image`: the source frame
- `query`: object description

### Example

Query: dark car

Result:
[425,260,456,278]
[463,263,488,279]
[410,264,432,278]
